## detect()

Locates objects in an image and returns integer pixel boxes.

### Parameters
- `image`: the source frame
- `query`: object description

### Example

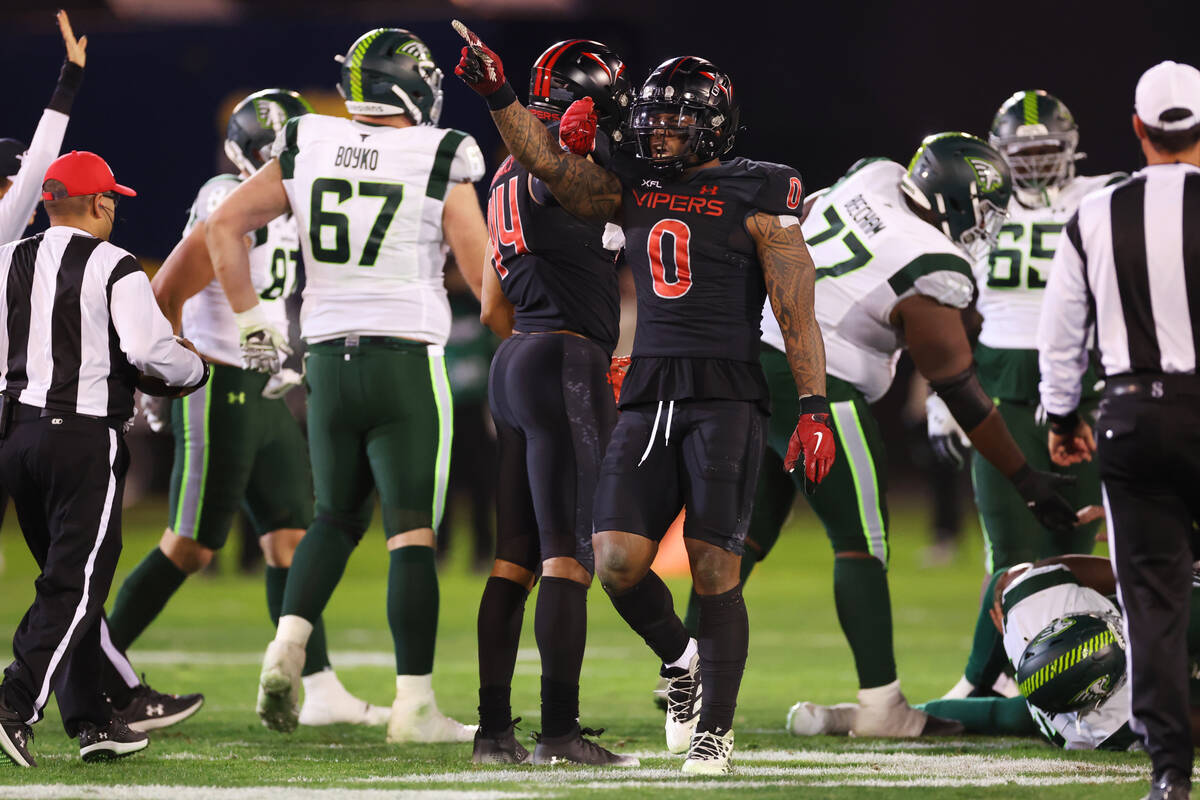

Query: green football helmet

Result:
[336,28,443,123]
[900,132,1013,261]
[1016,612,1126,715]
[990,90,1080,205]
[225,88,313,175]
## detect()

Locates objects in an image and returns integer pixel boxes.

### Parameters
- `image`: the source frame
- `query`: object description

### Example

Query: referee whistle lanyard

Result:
[638,400,675,466]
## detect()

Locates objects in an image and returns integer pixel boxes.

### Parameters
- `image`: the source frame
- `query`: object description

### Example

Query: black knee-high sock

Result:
[695,585,748,736]
[536,577,587,737]
[606,570,690,664]
[477,575,529,734]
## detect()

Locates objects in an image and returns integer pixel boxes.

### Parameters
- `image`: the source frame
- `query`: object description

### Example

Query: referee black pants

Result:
[1096,375,1200,779]
[0,406,128,736]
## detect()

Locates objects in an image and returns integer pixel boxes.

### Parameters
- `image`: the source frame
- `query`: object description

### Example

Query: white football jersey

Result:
[761,159,973,402]
[974,174,1124,350]
[1001,564,1132,750]
[274,114,485,344]
[180,174,298,366]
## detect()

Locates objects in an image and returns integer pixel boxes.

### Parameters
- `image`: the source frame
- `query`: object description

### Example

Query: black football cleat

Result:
[472,718,530,764]
[112,678,204,732]
[530,725,639,767]
[1143,769,1191,800]
[0,700,35,767]
[79,717,149,762]
[920,713,966,736]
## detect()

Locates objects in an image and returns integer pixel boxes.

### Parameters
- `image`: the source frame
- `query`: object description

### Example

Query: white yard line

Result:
[127,648,637,668]
[0,787,532,800]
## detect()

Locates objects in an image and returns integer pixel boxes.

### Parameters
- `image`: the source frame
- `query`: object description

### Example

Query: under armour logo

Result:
[698,185,718,195]
[146,704,164,717]
[641,178,662,188]
[228,392,246,405]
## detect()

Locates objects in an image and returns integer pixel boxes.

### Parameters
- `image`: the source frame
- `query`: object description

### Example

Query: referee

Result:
[1038,60,1200,800]
[0,150,208,767]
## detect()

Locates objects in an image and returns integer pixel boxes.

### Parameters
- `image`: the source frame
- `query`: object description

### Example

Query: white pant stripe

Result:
[99,617,140,690]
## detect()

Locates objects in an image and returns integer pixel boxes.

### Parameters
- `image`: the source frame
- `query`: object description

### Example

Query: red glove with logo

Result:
[559,97,598,155]
[451,20,508,99]
[784,395,836,494]
[607,356,631,406]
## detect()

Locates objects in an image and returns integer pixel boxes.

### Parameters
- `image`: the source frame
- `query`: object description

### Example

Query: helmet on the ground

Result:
[336,28,443,123]
[900,132,1012,261]
[628,56,738,174]
[989,90,1080,204]
[225,89,313,175]
[1016,612,1126,714]
[527,39,632,139]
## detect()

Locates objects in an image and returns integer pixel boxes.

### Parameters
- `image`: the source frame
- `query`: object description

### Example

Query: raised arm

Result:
[451,23,621,223]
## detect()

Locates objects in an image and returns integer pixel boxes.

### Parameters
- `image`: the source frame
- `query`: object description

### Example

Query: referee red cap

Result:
[41,150,137,201]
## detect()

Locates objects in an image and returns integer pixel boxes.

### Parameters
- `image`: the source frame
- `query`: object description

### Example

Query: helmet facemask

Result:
[629,102,722,174]
[953,181,1009,261]
[993,128,1079,205]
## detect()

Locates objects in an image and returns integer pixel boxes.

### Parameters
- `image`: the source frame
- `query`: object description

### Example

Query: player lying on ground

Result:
[210,28,489,742]
[455,22,834,774]
[472,40,637,767]
[102,89,386,731]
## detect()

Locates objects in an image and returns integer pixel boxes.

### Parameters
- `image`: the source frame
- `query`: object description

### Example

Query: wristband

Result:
[233,304,269,336]
[1046,410,1080,436]
[47,60,83,115]
[486,82,518,111]
[799,394,830,416]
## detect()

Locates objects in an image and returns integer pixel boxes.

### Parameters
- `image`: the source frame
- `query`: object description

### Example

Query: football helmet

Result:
[225,89,313,175]
[900,132,1013,261]
[1016,612,1126,715]
[628,56,738,174]
[336,28,443,123]
[990,90,1080,206]
[528,39,632,139]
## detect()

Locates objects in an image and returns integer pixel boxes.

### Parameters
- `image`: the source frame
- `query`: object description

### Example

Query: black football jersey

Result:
[486,132,621,353]
[613,156,804,408]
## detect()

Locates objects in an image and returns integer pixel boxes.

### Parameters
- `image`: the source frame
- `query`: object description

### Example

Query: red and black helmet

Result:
[528,39,632,138]
[629,56,739,174]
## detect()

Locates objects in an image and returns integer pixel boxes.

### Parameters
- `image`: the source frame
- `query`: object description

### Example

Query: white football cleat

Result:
[257,638,306,733]
[786,701,858,736]
[662,648,701,754]
[681,729,734,775]
[298,669,389,726]
[386,674,476,743]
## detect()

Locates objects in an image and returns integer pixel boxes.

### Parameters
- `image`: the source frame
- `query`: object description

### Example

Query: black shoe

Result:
[1144,769,1192,800]
[472,717,530,764]
[531,725,640,767]
[112,677,204,732]
[79,718,149,762]
[920,713,966,736]
[0,700,35,767]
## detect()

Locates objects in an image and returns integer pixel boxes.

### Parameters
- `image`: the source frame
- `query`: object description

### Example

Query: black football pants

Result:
[0,406,127,736]
[1096,376,1200,780]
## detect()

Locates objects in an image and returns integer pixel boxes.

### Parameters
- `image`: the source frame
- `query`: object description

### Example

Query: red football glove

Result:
[559,97,598,155]
[607,356,631,406]
[784,396,836,494]
[451,20,506,96]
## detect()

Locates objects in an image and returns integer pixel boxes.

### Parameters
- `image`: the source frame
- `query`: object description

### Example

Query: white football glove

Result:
[234,305,292,374]
[925,394,971,470]
[262,367,304,400]
[137,392,170,433]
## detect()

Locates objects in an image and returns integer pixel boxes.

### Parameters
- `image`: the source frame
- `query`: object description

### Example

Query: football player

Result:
[456,28,835,774]
[744,135,1080,737]
[208,29,488,742]
[472,41,636,767]
[103,89,387,730]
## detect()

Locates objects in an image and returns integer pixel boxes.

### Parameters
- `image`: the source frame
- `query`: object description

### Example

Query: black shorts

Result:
[593,399,766,555]
[489,333,616,574]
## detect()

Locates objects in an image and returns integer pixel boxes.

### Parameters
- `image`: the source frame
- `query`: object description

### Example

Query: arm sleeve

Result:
[1037,212,1091,416]
[109,260,205,386]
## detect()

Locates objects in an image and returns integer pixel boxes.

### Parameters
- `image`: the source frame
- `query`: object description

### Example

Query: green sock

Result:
[917,697,1037,735]
[108,547,188,651]
[266,565,331,676]
[833,556,897,689]
[388,546,439,675]
[683,547,760,636]
[964,569,1011,688]
[280,518,356,621]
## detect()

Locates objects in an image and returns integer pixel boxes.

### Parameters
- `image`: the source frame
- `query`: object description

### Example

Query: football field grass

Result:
[0,497,1152,798]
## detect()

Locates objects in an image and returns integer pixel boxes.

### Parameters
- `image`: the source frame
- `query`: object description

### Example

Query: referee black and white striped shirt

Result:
[1038,162,1200,415]
[0,226,204,421]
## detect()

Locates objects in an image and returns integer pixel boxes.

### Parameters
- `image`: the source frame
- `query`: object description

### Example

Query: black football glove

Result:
[1010,465,1078,534]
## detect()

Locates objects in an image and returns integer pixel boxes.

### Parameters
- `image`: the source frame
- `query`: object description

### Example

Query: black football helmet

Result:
[628,56,738,174]
[335,28,444,124]
[527,39,632,139]
[225,88,313,175]
[1016,612,1126,715]
[989,90,1080,206]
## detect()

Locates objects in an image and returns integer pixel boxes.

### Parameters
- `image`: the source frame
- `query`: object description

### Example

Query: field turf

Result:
[0,497,1152,798]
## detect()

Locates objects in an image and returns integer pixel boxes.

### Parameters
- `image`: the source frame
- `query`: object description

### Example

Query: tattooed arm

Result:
[748,211,826,397]
[489,102,622,223]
